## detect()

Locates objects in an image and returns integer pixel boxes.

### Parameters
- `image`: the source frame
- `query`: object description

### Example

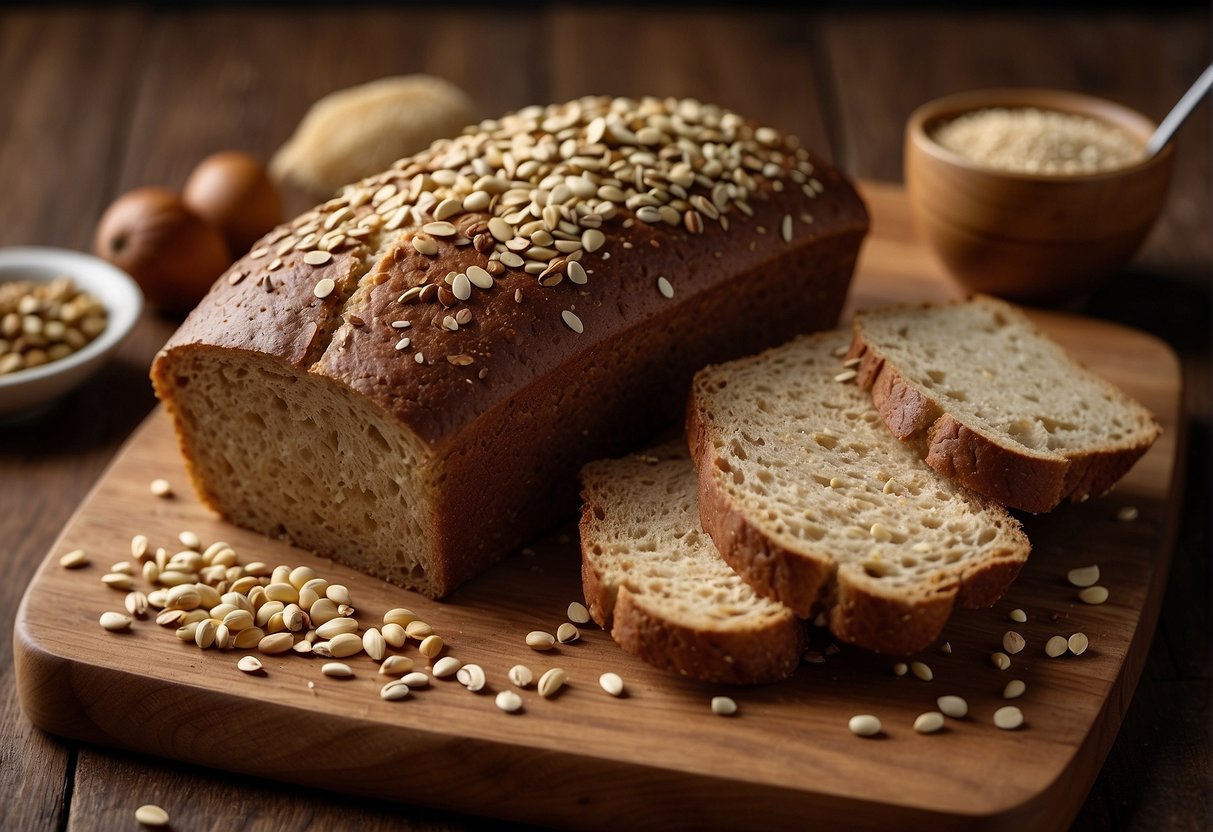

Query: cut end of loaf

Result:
[151,345,447,596]
[580,447,804,684]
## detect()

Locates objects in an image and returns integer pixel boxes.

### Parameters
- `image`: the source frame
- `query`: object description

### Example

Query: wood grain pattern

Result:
[14,186,1183,831]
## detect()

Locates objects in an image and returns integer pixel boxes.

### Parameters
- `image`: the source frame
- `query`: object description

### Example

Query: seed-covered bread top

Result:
[850,296,1160,512]
[580,442,804,683]
[158,95,867,447]
[688,331,1030,655]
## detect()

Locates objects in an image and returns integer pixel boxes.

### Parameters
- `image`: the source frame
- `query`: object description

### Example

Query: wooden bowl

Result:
[905,89,1173,305]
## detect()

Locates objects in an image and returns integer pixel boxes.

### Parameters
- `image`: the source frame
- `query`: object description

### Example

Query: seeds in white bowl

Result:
[1045,635,1069,658]
[134,803,169,827]
[711,696,738,717]
[1068,633,1090,655]
[848,714,881,736]
[1003,679,1027,699]
[237,656,263,674]
[380,680,410,701]
[526,631,555,650]
[321,662,353,678]
[456,663,486,692]
[993,706,1024,730]
[567,602,591,624]
[99,611,132,632]
[59,549,89,569]
[433,656,462,678]
[599,672,624,697]
[937,695,968,719]
[913,712,945,734]
[496,690,523,713]
[910,661,933,681]
[149,479,172,497]
[508,665,534,688]
[556,623,580,644]
[1080,586,1110,605]
[1067,565,1100,588]
[537,668,566,698]
[1002,631,1026,654]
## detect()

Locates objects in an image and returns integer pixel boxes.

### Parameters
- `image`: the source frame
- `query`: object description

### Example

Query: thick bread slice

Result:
[850,296,1161,513]
[580,443,805,684]
[687,332,1030,655]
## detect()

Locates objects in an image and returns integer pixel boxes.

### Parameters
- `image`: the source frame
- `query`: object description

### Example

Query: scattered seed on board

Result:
[1117,506,1139,522]
[125,591,149,617]
[892,662,908,677]
[1080,586,1110,605]
[363,628,387,661]
[102,572,134,590]
[556,623,580,644]
[599,672,624,697]
[1067,565,1100,587]
[149,479,172,497]
[991,652,1011,670]
[848,714,881,736]
[322,662,353,678]
[381,680,411,701]
[134,804,170,827]
[937,695,968,719]
[401,671,429,688]
[910,661,933,681]
[456,663,486,692]
[1045,635,1069,657]
[1003,679,1027,699]
[496,690,523,713]
[939,641,952,655]
[508,665,534,688]
[1003,631,1026,654]
[1009,608,1028,623]
[238,656,263,674]
[914,712,945,734]
[1068,633,1090,655]
[526,630,556,650]
[538,668,567,698]
[433,656,462,678]
[59,549,89,569]
[326,632,363,658]
[561,310,584,334]
[711,696,738,716]
[418,634,444,659]
[567,602,591,624]
[178,530,200,550]
[100,611,132,632]
[994,706,1024,730]
[380,655,415,676]
[404,620,433,640]
[259,632,294,654]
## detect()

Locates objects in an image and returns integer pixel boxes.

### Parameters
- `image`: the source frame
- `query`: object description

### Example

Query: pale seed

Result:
[1009,608,1027,623]
[1003,679,1027,699]
[937,695,968,718]
[1068,633,1090,655]
[1117,506,1139,522]
[892,662,908,677]
[1080,586,1110,605]
[124,591,149,618]
[380,655,415,676]
[418,634,444,658]
[313,277,336,298]
[401,671,429,688]
[322,662,353,678]
[237,655,263,673]
[233,626,265,649]
[363,628,387,661]
[102,572,134,591]
[567,602,591,624]
[1045,635,1069,657]
[222,609,254,632]
[456,663,486,692]
[259,632,294,654]
[380,680,410,701]
[288,565,316,589]
[134,804,169,827]
[1003,631,1026,654]
[496,690,523,713]
[433,656,462,678]
[599,672,624,697]
[848,714,880,736]
[384,607,418,627]
[1067,565,1100,587]
[657,276,674,299]
[405,620,433,640]
[59,549,89,569]
[991,652,1011,670]
[326,632,363,658]
[325,584,352,606]
[150,479,172,497]
[195,618,217,649]
[381,623,407,648]
[834,369,858,383]
[910,661,933,681]
[99,611,132,632]
[994,706,1024,730]
[526,631,556,650]
[315,617,357,639]
[913,712,945,734]
[712,696,738,717]
[508,665,534,688]
[178,530,200,550]
[537,667,566,698]
[556,623,580,644]
[561,310,584,334]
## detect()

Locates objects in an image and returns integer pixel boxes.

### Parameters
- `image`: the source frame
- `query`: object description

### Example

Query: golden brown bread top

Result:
[159,96,869,447]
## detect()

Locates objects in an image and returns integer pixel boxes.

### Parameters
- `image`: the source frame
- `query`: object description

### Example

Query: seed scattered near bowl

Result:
[1079,586,1110,605]
[456,663,486,692]
[1116,506,1139,522]
[892,662,908,677]
[380,680,410,701]
[910,661,933,681]
[380,655,415,676]
[496,690,523,713]
[556,623,580,644]
[1002,631,1026,655]
[937,695,968,719]
[1068,633,1090,655]
[993,705,1024,730]
[1067,565,1100,588]
[508,665,534,688]
[599,672,624,697]
[433,656,462,678]
[848,714,881,736]
[1009,608,1027,623]
[711,696,738,717]
[537,667,567,698]
[418,634,444,658]
[913,712,945,734]
[321,662,353,678]
[237,655,263,673]
[149,478,173,497]
[1003,679,1026,699]
[134,803,169,827]
[1045,635,1069,657]
[59,549,89,569]
[526,630,556,650]
[401,671,429,688]
[567,601,591,624]
[99,611,132,632]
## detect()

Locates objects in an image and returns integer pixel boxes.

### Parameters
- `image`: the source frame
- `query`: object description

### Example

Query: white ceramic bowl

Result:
[0,247,143,418]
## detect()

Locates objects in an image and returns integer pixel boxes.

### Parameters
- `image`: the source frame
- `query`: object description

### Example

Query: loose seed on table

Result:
[433,656,462,678]
[194,619,217,649]
[401,671,429,688]
[101,572,134,591]
[326,584,352,606]
[259,632,294,654]
[149,479,173,497]
[315,617,358,639]
[914,712,945,734]
[910,661,933,681]
[381,680,410,701]
[538,667,566,698]
[288,565,317,589]
[892,662,908,677]
[567,602,591,624]
[599,672,624,697]
[1117,506,1139,522]
[405,620,433,640]
[381,623,407,648]
[326,632,363,658]
[99,611,132,632]
[508,665,534,688]
[363,628,387,661]
[322,662,353,678]
[848,714,881,736]
[526,631,555,650]
[308,598,339,625]
[59,549,89,569]
[418,634,444,658]
[991,652,1012,670]
[456,663,486,692]
[1068,633,1090,655]
[1009,608,1028,623]
[937,695,968,719]
[556,622,580,644]
[711,696,738,717]
[124,591,149,617]
[496,690,523,713]
[1045,636,1069,658]
[1004,679,1027,699]
[134,804,169,827]
[994,706,1024,730]
[1080,586,1110,605]
[1067,565,1100,587]
[1002,631,1026,654]
[177,530,200,550]
[237,655,263,673]
[233,626,265,649]
[291,640,313,655]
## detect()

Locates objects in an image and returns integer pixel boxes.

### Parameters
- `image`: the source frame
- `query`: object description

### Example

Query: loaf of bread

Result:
[152,96,869,598]
[687,331,1030,654]
[850,296,1161,512]
[580,442,804,684]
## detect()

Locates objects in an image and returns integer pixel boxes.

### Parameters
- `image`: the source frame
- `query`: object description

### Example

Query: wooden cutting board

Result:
[15,183,1183,831]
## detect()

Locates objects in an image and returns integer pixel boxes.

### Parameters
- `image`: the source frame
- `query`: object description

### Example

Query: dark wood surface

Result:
[0,6,1207,831]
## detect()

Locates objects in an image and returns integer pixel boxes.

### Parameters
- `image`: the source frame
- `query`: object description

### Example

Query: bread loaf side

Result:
[152,96,869,597]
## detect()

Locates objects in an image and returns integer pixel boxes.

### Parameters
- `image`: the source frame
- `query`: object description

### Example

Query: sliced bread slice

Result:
[850,296,1161,513]
[687,332,1030,655]
[580,442,805,684]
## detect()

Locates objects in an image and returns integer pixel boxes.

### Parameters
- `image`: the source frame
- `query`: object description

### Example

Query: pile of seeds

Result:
[0,276,107,375]
[240,95,823,359]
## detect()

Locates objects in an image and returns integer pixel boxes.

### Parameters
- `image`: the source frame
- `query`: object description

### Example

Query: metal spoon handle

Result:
[1147,63,1213,157]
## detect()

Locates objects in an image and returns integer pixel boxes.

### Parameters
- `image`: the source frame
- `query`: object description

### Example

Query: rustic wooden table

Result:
[1,6,1208,830]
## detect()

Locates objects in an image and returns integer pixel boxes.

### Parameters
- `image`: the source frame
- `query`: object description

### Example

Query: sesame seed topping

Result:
[561,310,584,334]
[781,214,794,243]
[312,277,336,299]
[390,320,411,329]
[657,276,674,299]
[249,247,269,260]
[567,261,588,285]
